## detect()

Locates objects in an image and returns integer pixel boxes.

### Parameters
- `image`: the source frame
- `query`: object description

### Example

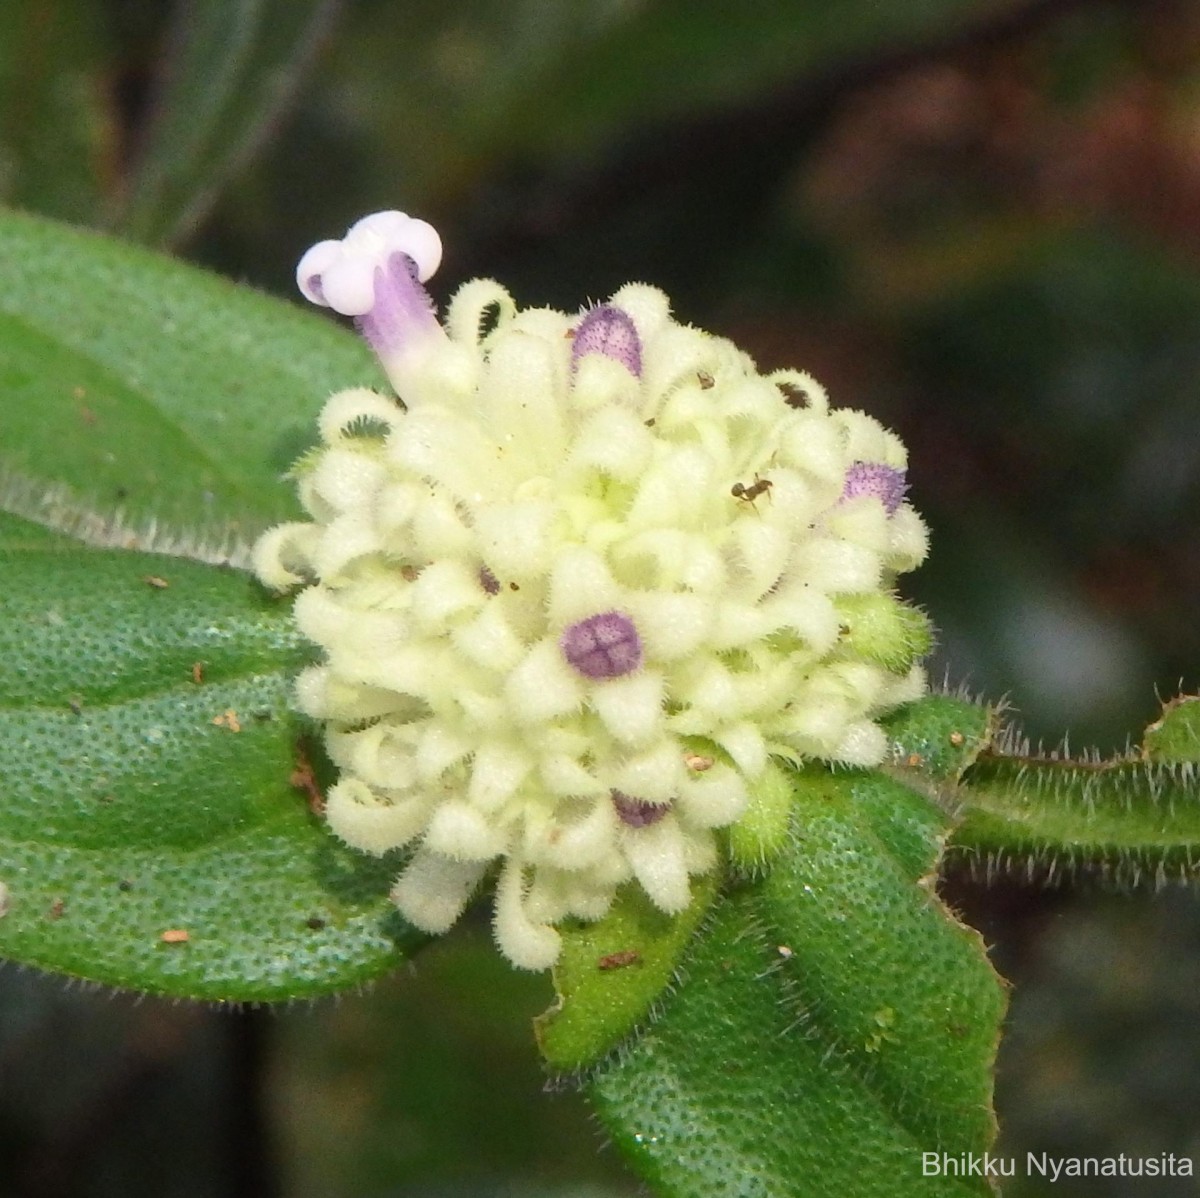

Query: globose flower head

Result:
[254,210,931,970]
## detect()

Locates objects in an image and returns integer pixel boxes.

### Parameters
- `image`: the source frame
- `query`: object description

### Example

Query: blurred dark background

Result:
[2,0,1200,1193]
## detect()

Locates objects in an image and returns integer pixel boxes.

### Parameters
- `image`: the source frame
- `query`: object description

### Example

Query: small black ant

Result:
[731,473,773,509]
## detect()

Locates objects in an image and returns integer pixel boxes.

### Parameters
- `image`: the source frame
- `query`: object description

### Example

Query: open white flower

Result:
[254,211,931,969]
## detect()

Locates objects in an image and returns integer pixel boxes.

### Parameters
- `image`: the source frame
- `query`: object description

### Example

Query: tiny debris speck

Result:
[212,709,242,733]
[291,746,325,814]
[598,949,642,971]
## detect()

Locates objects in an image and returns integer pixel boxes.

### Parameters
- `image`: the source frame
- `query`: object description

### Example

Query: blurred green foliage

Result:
[3,0,1200,1194]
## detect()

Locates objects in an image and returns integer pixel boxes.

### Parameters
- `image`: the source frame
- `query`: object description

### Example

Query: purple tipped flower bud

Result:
[842,461,907,515]
[571,305,642,378]
[612,791,671,827]
[560,610,643,679]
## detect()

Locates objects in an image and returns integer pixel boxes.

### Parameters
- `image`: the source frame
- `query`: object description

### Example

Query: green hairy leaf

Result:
[536,872,719,1071]
[0,209,382,545]
[0,522,424,999]
[590,761,1006,1197]
[0,214,420,998]
[881,693,996,781]
[1144,695,1200,764]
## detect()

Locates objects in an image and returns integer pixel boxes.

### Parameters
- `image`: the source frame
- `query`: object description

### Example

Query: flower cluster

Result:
[254,211,930,969]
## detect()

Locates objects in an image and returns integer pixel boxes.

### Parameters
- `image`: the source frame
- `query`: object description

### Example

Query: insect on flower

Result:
[730,474,773,508]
